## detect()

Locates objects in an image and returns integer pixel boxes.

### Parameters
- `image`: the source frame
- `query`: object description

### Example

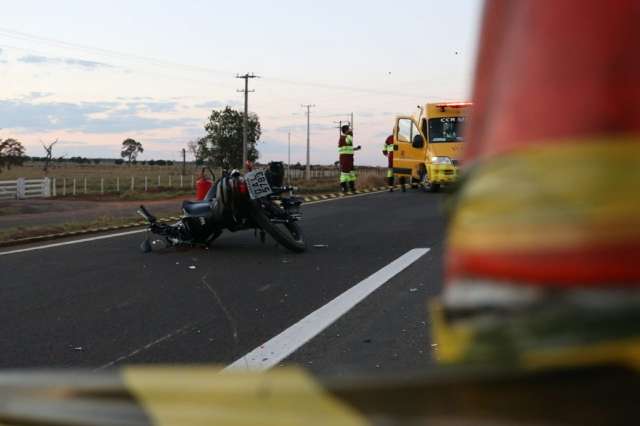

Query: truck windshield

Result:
[428,117,465,142]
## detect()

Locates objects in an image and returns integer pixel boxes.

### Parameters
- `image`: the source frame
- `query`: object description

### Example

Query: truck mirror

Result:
[412,134,425,148]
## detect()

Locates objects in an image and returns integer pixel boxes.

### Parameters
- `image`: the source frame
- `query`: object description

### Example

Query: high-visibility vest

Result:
[338,134,354,155]
[384,143,394,153]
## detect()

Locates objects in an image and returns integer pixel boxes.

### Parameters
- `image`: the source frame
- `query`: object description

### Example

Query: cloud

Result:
[194,99,242,109]
[18,54,113,70]
[274,123,335,133]
[194,100,224,109]
[128,101,179,113]
[25,91,54,100]
[0,99,196,133]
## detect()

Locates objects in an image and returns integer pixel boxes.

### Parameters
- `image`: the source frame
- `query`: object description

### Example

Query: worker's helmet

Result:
[341,124,350,134]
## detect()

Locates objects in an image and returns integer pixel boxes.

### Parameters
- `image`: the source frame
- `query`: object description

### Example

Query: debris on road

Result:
[281,258,290,264]
[71,346,84,351]
[409,288,418,292]
[188,265,196,270]
[257,284,272,292]
[312,244,329,248]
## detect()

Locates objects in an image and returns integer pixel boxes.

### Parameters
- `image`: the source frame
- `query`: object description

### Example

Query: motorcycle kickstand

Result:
[140,231,152,253]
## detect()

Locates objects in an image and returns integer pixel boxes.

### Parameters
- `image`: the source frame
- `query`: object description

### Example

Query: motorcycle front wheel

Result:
[250,202,306,253]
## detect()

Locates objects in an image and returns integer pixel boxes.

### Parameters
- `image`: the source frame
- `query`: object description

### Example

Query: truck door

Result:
[393,116,425,180]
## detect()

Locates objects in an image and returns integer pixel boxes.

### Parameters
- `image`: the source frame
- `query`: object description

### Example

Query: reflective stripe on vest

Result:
[339,146,354,155]
[384,144,394,153]
[339,134,354,155]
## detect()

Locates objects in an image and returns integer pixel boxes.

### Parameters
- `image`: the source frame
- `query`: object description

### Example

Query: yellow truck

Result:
[392,102,471,191]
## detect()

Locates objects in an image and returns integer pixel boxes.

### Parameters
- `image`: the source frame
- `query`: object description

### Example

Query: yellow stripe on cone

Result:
[123,367,366,426]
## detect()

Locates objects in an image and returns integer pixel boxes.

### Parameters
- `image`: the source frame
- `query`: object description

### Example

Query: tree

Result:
[187,140,205,169]
[0,138,27,173]
[198,106,261,169]
[41,139,58,173]
[121,138,144,164]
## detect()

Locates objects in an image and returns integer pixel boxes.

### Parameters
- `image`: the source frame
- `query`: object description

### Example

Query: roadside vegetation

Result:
[0,215,143,243]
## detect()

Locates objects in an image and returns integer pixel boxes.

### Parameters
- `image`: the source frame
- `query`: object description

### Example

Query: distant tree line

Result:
[26,157,174,166]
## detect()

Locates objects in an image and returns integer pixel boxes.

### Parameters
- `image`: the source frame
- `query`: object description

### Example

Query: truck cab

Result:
[393,102,471,191]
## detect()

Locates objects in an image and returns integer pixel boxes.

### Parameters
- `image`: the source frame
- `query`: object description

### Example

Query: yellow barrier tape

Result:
[429,300,473,364]
[524,338,640,372]
[123,366,366,426]
[449,138,640,251]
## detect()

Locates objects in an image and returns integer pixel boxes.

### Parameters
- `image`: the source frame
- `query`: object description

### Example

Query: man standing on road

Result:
[338,124,361,193]
[383,134,395,191]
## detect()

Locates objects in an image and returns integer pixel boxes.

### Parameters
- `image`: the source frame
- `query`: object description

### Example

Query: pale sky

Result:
[0,0,483,166]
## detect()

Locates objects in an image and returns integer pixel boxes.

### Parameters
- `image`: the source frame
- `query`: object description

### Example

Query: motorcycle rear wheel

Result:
[251,205,306,253]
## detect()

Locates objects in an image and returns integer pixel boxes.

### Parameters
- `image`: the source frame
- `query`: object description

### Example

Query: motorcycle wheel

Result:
[205,230,223,247]
[250,203,306,253]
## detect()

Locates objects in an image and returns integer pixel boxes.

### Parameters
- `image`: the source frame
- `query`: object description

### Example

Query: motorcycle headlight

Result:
[431,156,453,165]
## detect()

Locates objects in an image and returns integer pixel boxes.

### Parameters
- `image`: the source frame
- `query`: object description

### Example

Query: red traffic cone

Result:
[433,0,640,366]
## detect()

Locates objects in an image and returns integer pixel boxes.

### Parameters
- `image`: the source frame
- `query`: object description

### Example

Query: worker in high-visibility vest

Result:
[338,125,361,193]
[382,134,395,191]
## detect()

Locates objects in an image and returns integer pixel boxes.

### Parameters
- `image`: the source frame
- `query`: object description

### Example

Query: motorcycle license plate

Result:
[245,170,273,199]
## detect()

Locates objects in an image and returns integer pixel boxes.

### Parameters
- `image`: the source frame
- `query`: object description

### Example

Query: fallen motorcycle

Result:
[137,162,306,253]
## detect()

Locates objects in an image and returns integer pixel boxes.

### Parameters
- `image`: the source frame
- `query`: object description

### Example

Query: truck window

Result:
[398,118,420,144]
[428,116,465,142]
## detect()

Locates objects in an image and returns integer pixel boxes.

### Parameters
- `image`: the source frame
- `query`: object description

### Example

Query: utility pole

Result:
[333,120,343,136]
[301,104,315,180]
[236,73,259,171]
[181,148,186,176]
[287,130,291,183]
[350,112,354,133]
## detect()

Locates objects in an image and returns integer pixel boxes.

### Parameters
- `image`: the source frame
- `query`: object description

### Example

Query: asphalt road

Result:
[1,190,447,378]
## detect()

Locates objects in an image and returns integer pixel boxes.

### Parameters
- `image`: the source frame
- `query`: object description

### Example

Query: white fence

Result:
[0,178,51,200]
[0,167,386,200]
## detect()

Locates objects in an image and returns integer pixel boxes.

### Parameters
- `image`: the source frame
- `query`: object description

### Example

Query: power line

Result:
[0,27,233,77]
[0,27,430,99]
[237,73,259,171]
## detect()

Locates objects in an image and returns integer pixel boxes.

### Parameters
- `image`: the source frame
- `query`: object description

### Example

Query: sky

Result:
[0,0,483,166]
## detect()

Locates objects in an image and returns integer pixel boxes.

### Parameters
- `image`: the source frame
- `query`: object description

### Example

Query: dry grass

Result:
[0,215,141,243]
[0,162,194,180]
[1,162,203,195]
[358,174,386,188]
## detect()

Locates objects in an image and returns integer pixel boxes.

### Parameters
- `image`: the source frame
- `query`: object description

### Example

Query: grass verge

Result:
[0,215,144,244]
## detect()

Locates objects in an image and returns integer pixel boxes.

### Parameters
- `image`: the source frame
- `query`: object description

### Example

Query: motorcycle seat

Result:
[182,200,212,217]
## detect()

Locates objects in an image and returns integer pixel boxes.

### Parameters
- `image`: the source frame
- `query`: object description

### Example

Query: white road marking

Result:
[0,229,146,256]
[0,190,388,256]
[224,247,430,372]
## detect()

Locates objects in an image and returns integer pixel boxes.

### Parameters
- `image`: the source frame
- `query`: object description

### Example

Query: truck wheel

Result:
[430,183,441,193]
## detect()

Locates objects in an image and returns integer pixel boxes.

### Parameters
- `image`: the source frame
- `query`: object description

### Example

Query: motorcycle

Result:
[136,162,306,253]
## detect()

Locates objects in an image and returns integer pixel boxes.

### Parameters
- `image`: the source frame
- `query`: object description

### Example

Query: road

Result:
[1,190,446,378]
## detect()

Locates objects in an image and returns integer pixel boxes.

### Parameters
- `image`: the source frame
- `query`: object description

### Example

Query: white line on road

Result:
[224,247,431,372]
[0,190,387,256]
[0,229,146,256]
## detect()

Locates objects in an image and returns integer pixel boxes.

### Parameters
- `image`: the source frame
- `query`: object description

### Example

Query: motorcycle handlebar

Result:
[138,205,157,223]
